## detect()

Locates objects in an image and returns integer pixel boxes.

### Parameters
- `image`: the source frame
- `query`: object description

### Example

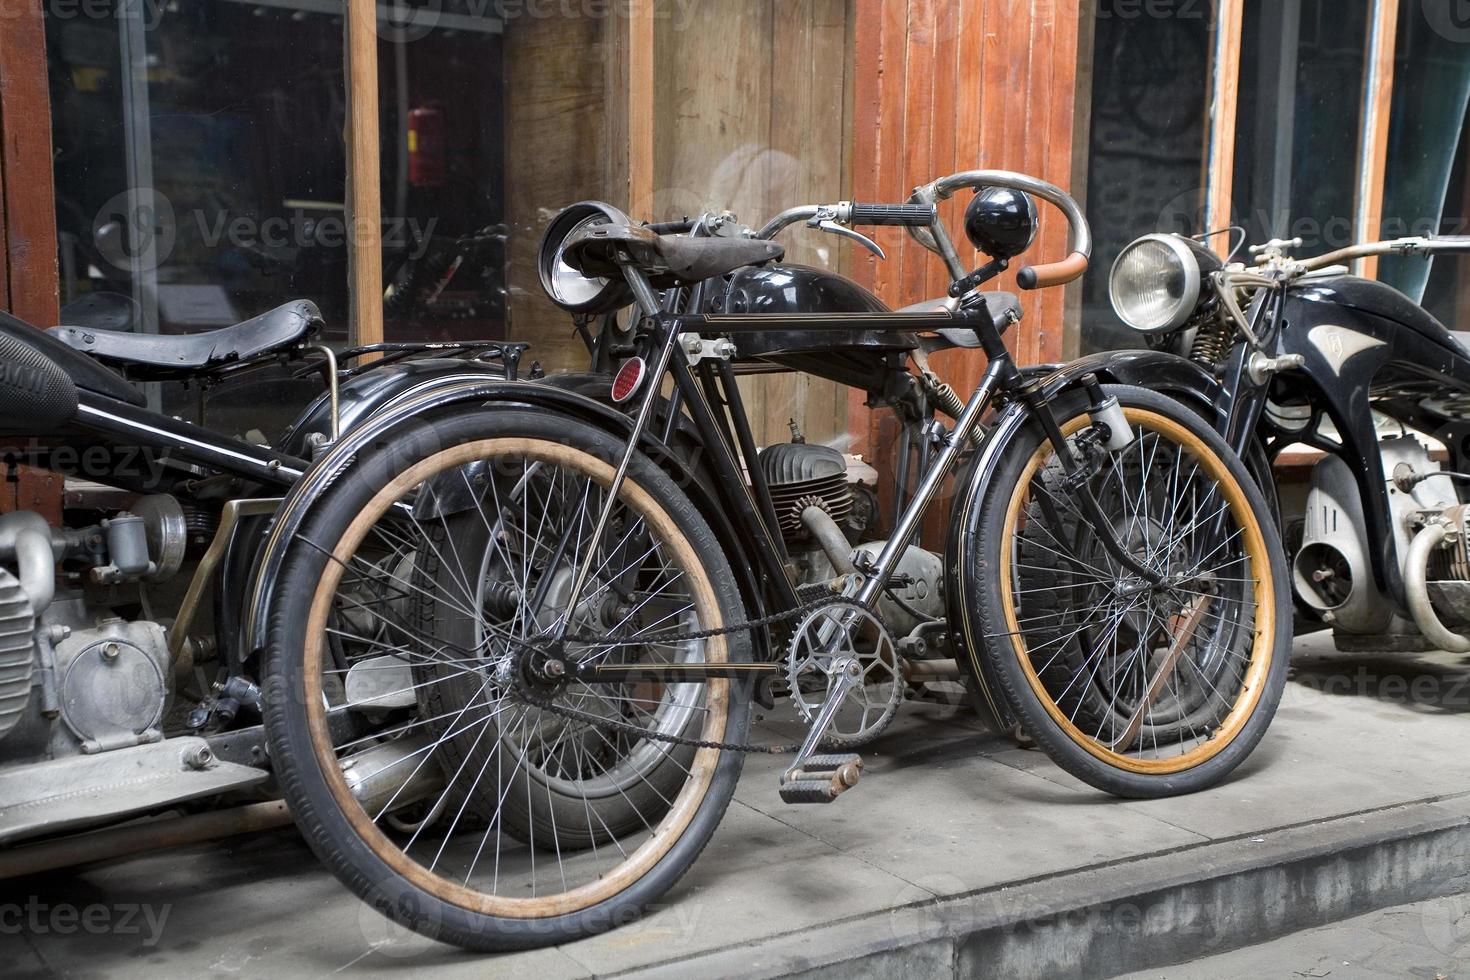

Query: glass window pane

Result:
[377,13,508,347]
[1231,0,1369,252]
[1378,2,1470,319]
[1081,0,1214,354]
[47,1,347,434]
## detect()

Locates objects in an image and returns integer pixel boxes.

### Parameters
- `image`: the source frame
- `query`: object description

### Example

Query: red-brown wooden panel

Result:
[849,0,1083,533]
[0,0,60,327]
[0,0,63,520]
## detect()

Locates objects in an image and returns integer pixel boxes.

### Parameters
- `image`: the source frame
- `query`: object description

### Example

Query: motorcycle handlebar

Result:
[850,202,938,227]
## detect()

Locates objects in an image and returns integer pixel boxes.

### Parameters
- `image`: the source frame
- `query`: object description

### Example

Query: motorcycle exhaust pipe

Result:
[341,734,447,817]
[1404,521,1470,653]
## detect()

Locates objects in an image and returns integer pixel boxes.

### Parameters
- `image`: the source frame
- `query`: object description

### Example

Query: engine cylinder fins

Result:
[0,568,35,741]
[771,477,853,538]
[760,442,855,541]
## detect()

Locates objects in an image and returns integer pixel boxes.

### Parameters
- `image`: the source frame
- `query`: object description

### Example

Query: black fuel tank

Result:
[712,263,890,317]
[1299,275,1463,353]
[703,264,916,359]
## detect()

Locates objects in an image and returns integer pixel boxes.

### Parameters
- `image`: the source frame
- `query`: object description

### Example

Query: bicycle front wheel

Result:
[966,385,1289,797]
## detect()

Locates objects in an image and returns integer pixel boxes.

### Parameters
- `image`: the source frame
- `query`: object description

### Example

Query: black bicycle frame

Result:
[562,287,1152,686]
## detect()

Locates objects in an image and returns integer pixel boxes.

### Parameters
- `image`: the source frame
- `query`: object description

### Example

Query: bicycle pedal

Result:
[778,754,862,804]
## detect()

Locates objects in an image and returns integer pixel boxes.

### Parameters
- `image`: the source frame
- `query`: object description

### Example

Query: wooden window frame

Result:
[1203,0,1403,272]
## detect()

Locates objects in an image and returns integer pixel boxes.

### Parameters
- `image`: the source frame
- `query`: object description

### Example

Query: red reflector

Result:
[611,357,647,403]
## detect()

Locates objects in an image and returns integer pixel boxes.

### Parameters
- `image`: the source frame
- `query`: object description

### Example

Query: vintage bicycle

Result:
[256,169,1290,949]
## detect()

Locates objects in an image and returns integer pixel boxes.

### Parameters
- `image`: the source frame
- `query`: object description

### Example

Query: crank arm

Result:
[783,656,862,783]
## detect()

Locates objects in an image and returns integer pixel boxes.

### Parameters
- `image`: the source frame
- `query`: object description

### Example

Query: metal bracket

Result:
[1247,351,1306,386]
[682,333,738,366]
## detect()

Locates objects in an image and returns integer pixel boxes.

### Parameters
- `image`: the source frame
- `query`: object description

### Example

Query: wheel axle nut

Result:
[544,660,567,679]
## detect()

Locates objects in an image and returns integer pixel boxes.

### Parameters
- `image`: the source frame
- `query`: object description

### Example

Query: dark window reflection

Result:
[46,1,347,433]
[1379,2,1470,320]
[1232,0,1368,251]
[1081,0,1213,354]
[377,19,507,344]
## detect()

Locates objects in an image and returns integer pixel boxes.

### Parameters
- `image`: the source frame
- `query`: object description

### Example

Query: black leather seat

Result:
[563,224,786,285]
[48,300,323,374]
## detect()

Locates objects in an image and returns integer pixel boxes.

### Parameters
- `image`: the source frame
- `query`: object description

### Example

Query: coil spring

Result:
[1187,311,1233,368]
[926,377,966,421]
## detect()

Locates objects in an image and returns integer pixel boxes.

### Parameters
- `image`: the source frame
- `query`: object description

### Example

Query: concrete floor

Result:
[1116,892,1470,979]
[6,630,1470,978]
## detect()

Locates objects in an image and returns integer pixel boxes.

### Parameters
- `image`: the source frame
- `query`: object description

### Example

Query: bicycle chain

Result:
[508,595,846,755]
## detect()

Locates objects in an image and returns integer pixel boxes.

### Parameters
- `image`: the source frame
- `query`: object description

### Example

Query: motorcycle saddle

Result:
[563,224,786,285]
[48,300,324,378]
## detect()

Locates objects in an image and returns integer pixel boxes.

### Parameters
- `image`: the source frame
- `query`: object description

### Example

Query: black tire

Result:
[263,408,750,950]
[968,385,1290,798]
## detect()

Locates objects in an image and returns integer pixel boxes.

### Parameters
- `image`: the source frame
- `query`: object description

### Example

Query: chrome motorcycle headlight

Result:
[1109,234,1202,334]
[537,202,633,314]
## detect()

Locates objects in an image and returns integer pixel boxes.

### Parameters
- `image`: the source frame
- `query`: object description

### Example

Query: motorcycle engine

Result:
[0,497,185,760]
[758,434,944,642]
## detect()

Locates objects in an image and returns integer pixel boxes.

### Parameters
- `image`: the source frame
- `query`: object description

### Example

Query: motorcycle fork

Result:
[1021,381,1165,585]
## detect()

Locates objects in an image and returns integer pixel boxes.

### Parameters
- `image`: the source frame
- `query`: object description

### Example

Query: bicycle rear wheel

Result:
[263,408,749,950]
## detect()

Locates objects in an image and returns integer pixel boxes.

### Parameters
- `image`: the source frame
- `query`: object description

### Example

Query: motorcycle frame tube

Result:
[73,392,307,489]
[241,374,773,663]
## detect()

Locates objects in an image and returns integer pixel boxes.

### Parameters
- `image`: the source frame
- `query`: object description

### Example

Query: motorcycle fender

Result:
[1028,348,1225,418]
[246,373,767,662]
[944,399,1030,734]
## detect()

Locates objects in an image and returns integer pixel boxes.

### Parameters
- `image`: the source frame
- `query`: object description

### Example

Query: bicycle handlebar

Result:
[849,202,938,227]
[915,170,1092,290]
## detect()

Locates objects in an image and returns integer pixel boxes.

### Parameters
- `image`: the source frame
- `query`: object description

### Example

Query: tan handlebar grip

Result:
[1016,251,1089,290]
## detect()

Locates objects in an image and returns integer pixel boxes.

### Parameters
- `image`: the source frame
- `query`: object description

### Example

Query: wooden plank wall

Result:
[653,0,855,448]
[849,0,1082,453]
[505,0,853,454]
[503,15,619,374]
[0,0,64,518]
[0,0,61,326]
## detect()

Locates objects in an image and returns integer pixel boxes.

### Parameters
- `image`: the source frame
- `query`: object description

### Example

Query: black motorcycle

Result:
[258,169,1291,950]
[0,299,531,860]
[1101,230,1470,653]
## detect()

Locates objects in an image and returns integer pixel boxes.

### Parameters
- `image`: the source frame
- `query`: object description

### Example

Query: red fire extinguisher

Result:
[407,105,446,188]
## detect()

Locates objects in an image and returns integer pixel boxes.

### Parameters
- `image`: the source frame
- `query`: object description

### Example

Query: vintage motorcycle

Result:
[0,299,529,861]
[258,169,1290,949]
[1103,230,1470,654]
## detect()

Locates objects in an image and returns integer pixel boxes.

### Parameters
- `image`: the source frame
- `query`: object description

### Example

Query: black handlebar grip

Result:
[849,203,938,227]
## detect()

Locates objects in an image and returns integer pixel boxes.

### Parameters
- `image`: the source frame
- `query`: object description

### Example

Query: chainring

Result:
[786,600,902,749]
